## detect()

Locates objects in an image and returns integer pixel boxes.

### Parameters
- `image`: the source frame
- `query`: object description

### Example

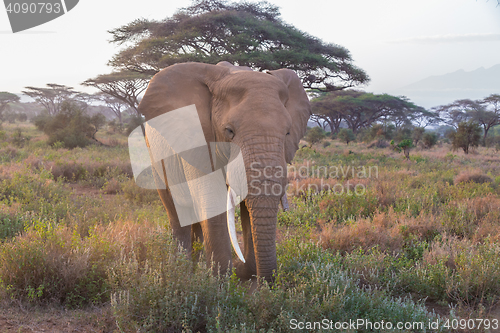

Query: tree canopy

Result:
[0,92,20,121]
[22,84,78,115]
[311,90,431,134]
[434,94,500,145]
[82,71,150,114]
[107,0,369,91]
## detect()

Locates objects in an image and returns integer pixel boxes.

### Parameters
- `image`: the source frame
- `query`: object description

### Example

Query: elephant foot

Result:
[234,260,256,281]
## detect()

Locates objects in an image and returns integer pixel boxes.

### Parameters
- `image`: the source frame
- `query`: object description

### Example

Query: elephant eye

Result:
[225,127,235,139]
[286,132,290,135]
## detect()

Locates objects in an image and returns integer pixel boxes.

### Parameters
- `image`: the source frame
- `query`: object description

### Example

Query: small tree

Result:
[448,121,481,154]
[337,128,355,145]
[89,114,107,141]
[412,127,425,146]
[391,139,413,160]
[304,127,326,148]
[422,132,438,149]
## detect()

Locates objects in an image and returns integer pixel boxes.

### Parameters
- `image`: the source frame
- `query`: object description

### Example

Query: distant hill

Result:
[393,64,500,108]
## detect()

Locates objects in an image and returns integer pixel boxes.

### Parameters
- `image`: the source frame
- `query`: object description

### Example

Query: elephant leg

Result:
[157,187,192,256]
[191,222,204,243]
[235,201,257,280]
[200,214,232,276]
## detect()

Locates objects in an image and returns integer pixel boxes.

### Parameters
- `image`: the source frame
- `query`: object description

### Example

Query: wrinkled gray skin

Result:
[139,62,311,283]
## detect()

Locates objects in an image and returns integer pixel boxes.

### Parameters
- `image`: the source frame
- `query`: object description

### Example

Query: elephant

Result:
[137,61,311,283]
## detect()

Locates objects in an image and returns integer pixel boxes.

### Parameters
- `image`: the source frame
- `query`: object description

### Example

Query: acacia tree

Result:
[448,121,481,154]
[0,92,20,121]
[310,93,344,135]
[476,94,500,145]
[433,99,479,129]
[435,96,500,145]
[94,92,130,124]
[107,0,369,91]
[82,71,150,115]
[311,90,424,134]
[22,84,78,115]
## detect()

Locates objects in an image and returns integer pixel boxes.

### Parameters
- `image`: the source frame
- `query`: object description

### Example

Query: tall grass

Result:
[0,123,499,327]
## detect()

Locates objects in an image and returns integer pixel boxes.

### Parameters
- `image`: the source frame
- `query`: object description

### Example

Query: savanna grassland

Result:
[0,122,499,332]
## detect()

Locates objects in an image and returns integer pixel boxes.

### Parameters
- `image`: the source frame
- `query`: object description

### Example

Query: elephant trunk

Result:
[245,196,280,283]
[235,135,286,283]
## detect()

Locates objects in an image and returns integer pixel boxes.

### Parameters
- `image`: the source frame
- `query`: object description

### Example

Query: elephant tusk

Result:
[227,186,245,263]
[280,193,289,211]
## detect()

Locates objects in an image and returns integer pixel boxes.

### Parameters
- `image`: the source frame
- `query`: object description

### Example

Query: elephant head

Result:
[138,61,311,283]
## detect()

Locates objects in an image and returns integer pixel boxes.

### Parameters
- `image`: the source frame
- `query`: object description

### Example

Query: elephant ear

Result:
[138,62,230,143]
[268,69,312,163]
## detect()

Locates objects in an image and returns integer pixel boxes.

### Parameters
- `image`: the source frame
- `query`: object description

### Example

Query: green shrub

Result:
[412,127,425,146]
[337,128,355,145]
[303,127,326,148]
[422,132,438,149]
[0,221,115,307]
[122,179,160,204]
[0,167,71,220]
[11,128,30,148]
[0,213,26,240]
[448,121,481,154]
[34,101,106,149]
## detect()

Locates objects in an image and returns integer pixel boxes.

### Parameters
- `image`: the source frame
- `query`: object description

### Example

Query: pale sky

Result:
[1,0,499,106]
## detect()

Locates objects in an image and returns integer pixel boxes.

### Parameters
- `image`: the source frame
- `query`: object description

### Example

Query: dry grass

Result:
[0,304,116,332]
[318,209,444,254]
[0,219,164,306]
[319,213,404,254]
[454,172,493,185]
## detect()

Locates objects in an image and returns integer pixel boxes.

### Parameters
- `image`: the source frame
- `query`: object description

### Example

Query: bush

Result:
[0,221,114,307]
[454,172,493,185]
[394,127,412,142]
[303,127,326,147]
[448,121,481,154]
[367,139,389,148]
[108,119,125,134]
[337,128,355,145]
[422,132,438,149]
[412,127,425,146]
[34,101,106,149]
[363,123,390,142]
[10,128,30,147]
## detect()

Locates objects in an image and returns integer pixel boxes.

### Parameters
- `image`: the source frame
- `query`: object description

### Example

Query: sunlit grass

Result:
[0,122,499,330]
